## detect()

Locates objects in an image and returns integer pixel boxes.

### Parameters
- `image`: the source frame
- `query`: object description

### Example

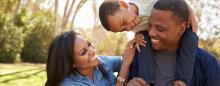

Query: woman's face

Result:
[73,35,99,70]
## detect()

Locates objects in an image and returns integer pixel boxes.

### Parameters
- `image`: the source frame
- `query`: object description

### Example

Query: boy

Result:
[99,0,198,86]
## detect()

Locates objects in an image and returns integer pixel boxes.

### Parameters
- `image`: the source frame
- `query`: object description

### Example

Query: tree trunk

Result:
[13,0,21,25]
[54,0,59,36]
[61,0,75,28]
[62,0,69,22]
[92,0,99,29]
[70,0,87,29]
[5,0,11,14]
[0,1,2,10]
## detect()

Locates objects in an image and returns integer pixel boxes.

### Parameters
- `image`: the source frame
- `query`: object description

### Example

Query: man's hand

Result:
[134,33,147,52]
[126,77,149,86]
[172,80,187,86]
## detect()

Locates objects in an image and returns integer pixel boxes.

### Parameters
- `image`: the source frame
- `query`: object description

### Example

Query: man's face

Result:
[107,8,140,32]
[148,9,185,52]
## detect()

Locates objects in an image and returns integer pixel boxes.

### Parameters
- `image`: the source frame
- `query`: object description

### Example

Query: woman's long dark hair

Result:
[45,31,77,86]
[45,31,108,86]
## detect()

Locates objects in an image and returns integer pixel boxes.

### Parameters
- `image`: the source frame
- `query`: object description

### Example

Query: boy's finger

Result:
[136,44,140,52]
[140,38,147,44]
[139,42,146,47]
[140,34,145,39]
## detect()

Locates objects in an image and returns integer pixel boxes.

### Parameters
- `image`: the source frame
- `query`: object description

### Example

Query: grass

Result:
[0,63,46,86]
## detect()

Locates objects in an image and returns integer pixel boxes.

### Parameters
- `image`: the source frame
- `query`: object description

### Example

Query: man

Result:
[126,0,220,86]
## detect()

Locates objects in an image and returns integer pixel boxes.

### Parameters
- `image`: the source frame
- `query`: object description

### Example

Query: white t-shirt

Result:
[129,0,157,32]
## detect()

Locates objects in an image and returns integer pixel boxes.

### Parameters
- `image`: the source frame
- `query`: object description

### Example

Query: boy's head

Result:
[99,0,139,32]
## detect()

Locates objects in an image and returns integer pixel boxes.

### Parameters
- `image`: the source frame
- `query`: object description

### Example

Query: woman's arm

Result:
[116,40,136,86]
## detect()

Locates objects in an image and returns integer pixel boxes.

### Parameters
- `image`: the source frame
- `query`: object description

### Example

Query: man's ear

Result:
[119,0,129,9]
[178,22,187,36]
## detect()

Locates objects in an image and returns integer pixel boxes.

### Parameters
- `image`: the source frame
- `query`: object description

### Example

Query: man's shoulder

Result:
[195,48,219,68]
[193,48,220,86]
[196,48,216,62]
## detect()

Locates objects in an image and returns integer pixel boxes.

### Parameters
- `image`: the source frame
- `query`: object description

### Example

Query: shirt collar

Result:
[69,67,99,82]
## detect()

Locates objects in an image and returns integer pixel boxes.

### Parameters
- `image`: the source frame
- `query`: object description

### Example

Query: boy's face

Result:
[107,8,139,32]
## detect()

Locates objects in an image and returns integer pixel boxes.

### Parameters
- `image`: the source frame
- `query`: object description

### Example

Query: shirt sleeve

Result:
[98,56,122,72]
[129,0,156,16]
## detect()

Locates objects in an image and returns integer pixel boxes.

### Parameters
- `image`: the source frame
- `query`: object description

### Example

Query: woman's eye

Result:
[88,41,95,49]
[80,49,87,56]
[88,42,91,47]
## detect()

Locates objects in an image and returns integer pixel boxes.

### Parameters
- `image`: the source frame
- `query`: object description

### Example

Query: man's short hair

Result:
[99,1,120,31]
[154,0,190,24]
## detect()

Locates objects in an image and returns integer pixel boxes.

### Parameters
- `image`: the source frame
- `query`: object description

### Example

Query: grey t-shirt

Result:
[154,51,177,86]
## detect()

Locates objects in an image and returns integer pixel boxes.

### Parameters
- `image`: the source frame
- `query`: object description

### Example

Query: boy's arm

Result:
[187,5,198,32]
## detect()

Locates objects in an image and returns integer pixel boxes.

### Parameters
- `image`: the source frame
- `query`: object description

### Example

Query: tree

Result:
[61,0,75,28]
[13,0,21,25]
[70,0,87,29]
[54,0,59,36]
[186,0,220,39]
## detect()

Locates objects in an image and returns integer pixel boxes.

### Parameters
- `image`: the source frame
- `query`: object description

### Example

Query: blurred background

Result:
[0,0,219,86]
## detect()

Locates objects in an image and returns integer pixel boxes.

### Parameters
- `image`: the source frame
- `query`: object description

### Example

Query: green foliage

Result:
[97,32,127,55]
[0,14,24,63]
[21,15,53,63]
[0,1,54,63]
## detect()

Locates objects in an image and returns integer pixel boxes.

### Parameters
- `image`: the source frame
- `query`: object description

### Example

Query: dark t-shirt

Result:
[154,51,177,86]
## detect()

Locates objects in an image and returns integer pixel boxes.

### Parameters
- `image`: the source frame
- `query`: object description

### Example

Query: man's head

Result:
[99,0,139,32]
[148,0,189,52]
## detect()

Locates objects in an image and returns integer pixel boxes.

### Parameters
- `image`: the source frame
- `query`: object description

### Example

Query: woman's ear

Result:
[119,0,129,9]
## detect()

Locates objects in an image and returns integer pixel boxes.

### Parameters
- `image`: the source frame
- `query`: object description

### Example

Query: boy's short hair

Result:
[154,0,189,24]
[99,1,120,31]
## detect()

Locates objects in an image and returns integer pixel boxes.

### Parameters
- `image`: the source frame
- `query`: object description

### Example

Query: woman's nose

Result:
[89,48,97,57]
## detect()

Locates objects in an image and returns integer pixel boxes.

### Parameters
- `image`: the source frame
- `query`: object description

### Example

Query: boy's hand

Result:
[188,6,198,32]
[134,33,147,52]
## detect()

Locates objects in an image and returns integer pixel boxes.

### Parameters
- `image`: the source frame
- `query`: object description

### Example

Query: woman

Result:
[45,31,137,86]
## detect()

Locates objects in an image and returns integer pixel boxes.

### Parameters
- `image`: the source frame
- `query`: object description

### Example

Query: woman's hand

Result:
[122,39,136,66]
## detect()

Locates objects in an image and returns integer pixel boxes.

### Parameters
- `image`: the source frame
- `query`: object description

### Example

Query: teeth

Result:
[151,39,159,43]
[89,56,98,62]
